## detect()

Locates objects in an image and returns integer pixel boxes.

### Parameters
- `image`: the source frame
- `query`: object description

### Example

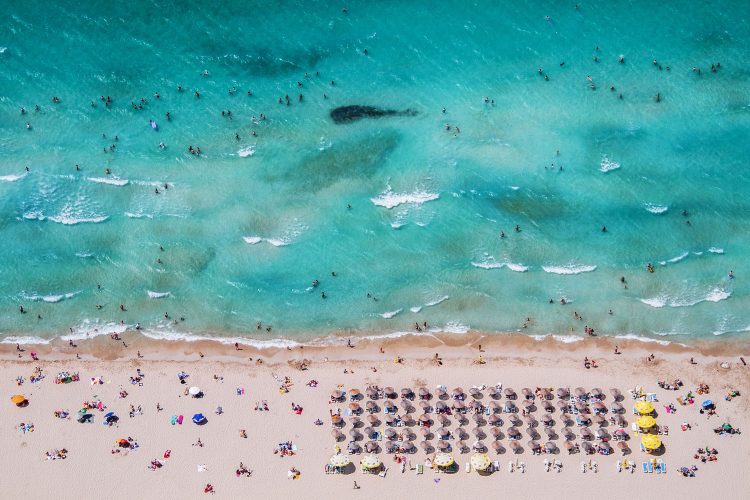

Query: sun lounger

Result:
[646,393,657,402]
[660,462,667,474]
[642,462,648,473]
[416,464,423,475]
[647,462,654,473]
[662,425,669,435]
[493,460,500,472]
[379,467,388,478]
[580,462,586,473]
[465,462,471,473]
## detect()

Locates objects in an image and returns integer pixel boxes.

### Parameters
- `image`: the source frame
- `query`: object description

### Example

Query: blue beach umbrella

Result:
[701,400,714,409]
[192,413,207,425]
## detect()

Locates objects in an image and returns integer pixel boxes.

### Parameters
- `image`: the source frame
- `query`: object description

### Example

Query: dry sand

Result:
[1,333,749,499]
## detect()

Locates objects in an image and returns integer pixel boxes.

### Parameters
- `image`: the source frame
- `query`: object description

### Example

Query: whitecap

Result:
[640,287,731,308]
[612,334,673,346]
[505,263,530,272]
[531,334,584,344]
[659,251,689,266]
[21,290,80,303]
[243,236,263,245]
[708,247,724,254]
[48,215,108,225]
[371,188,439,209]
[0,335,51,345]
[439,321,470,334]
[125,212,153,219]
[265,238,288,247]
[380,309,403,319]
[0,172,27,182]
[644,203,668,214]
[238,146,255,158]
[425,295,450,307]
[471,261,503,270]
[87,177,129,186]
[147,290,171,299]
[542,264,597,275]
[75,252,94,258]
[599,156,620,173]
[139,329,300,349]
[390,222,407,229]
[410,306,422,313]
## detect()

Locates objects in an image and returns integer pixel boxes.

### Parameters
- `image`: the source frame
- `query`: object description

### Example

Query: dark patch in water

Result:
[330,105,418,124]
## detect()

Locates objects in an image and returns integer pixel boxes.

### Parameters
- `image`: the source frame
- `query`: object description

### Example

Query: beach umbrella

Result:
[509,414,521,426]
[488,386,501,398]
[562,428,575,440]
[542,401,554,412]
[564,441,575,453]
[575,402,587,412]
[453,387,464,398]
[488,414,502,426]
[541,388,553,400]
[331,415,343,426]
[527,440,540,451]
[384,428,396,439]
[399,399,411,411]
[116,438,130,448]
[418,413,431,424]
[614,415,627,427]
[556,388,569,399]
[561,415,574,427]
[701,400,714,409]
[330,453,350,467]
[453,400,466,410]
[385,414,397,425]
[11,395,27,406]
[351,416,363,427]
[77,413,93,423]
[575,387,587,398]
[598,442,612,454]
[402,415,415,426]
[611,402,624,413]
[470,453,491,471]
[469,400,483,411]
[635,401,654,414]
[580,428,593,440]
[591,388,603,399]
[331,429,344,441]
[456,428,469,440]
[384,441,396,453]
[490,427,503,439]
[384,400,396,410]
[384,387,396,398]
[510,441,522,453]
[366,414,380,425]
[349,388,361,398]
[556,400,568,411]
[420,441,433,452]
[541,414,554,426]
[508,428,521,440]
[544,427,557,439]
[330,389,343,400]
[419,400,430,411]
[435,401,448,411]
[488,400,501,412]
[523,399,535,409]
[401,441,416,452]
[437,440,451,451]
[418,387,430,399]
[401,388,413,398]
[434,453,454,468]
[504,388,516,398]
[545,442,557,453]
[469,387,481,398]
[491,441,504,453]
[437,427,451,438]
[366,387,378,399]
[526,427,539,440]
[593,402,607,413]
[641,434,661,451]
[524,415,537,426]
[581,442,595,454]
[593,415,607,426]
[617,442,629,454]
[349,402,362,413]
[472,441,486,452]
[522,388,533,399]
[360,454,381,470]
[610,388,622,400]
[457,441,470,454]
[420,426,432,437]
[189,386,202,397]
[636,416,656,429]
[363,427,375,438]
[192,413,207,425]
[594,428,609,440]
[435,387,447,398]
[366,401,378,412]
[472,413,485,424]
[472,427,484,438]
[348,442,362,454]
[439,415,451,427]
[504,401,516,412]
[349,429,362,440]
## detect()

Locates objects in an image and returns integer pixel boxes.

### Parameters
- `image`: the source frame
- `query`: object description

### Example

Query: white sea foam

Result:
[410,306,422,313]
[60,320,129,342]
[75,252,94,258]
[708,247,724,254]
[531,334,584,344]
[659,251,689,266]
[242,236,263,245]
[471,261,503,270]
[21,290,80,303]
[640,287,731,308]
[542,264,597,275]
[599,156,620,172]
[380,309,403,319]
[265,238,288,247]
[48,215,109,225]
[425,296,450,307]
[612,334,673,346]
[644,203,668,214]
[139,329,300,349]
[440,321,470,334]
[505,263,530,272]
[0,172,27,182]
[238,146,255,158]
[0,335,51,345]
[125,212,153,219]
[390,222,407,229]
[147,290,171,299]
[88,177,129,186]
[371,188,439,209]
[471,260,528,272]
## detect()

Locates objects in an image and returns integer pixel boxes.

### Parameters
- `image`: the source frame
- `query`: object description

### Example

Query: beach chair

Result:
[662,425,669,435]
[580,462,586,473]
[660,462,667,474]
[465,462,471,473]
[379,467,388,478]
[642,462,648,473]
[655,462,661,474]
[416,464,423,475]
[646,393,657,402]
[647,462,654,473]
[493,460,500,472]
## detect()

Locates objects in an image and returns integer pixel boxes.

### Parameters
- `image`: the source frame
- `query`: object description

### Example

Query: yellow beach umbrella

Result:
[11,395,27,405]
[434,453,455,468]
[635,401,654,415]
[636,415,656,429]
[641,434,661,450]
[330,453,350,467]
[360,454,381,470]
[470,453,491,472]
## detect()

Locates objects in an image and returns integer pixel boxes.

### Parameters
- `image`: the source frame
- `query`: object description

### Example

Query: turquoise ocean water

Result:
[1,1,750,346]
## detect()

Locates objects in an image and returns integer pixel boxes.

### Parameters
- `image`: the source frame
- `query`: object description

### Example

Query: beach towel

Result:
[171,415,176,425]
[177,415,183,425]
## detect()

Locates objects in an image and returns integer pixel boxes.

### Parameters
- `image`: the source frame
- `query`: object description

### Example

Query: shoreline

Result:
[3,327,750,365]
